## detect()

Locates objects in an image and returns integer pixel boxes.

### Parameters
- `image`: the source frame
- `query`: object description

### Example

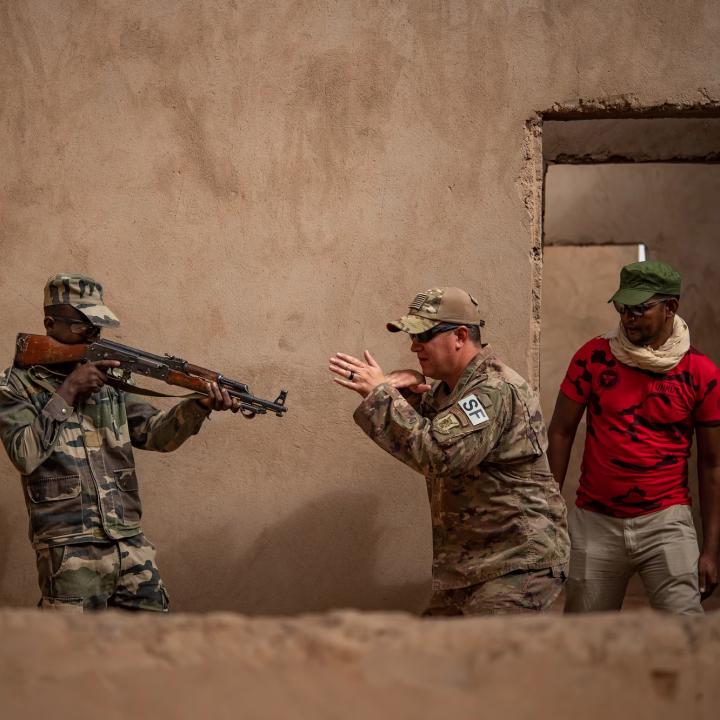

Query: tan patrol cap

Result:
[44,273,120,327]
[387,287,485,334]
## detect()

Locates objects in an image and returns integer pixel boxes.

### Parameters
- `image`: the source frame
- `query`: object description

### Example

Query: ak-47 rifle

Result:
[14,333,288,419]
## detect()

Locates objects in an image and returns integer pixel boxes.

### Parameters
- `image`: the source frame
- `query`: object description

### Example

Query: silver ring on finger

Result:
[348,370,355,381]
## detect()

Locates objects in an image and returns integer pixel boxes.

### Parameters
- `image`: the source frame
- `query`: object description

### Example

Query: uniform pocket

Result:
[36,545,73,600]
[49,545,69,577]
[27,475,81,503]
[160,583,170,612]
[114,468,142,526]
[115,468,138,492]
[25,475,82,542]
[669,504,696,531]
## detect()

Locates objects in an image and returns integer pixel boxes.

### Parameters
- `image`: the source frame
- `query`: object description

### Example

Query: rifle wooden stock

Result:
[15,334,87,368]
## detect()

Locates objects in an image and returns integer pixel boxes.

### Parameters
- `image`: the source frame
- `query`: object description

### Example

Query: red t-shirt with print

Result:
[560,337,720,518]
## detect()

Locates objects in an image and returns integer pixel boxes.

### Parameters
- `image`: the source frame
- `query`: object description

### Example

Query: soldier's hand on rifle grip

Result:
[57,360,121,406]
[198,381,241,413]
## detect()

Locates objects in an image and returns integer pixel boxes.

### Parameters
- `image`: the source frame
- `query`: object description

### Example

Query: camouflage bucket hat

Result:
[609,260,682,306]
[387,287,485,333]
[44,273,120,327]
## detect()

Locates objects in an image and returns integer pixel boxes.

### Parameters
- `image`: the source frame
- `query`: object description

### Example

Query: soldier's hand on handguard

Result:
[58,360,121,406]
[198,381,241,413]
[386,369,431,395]
[329,351,387,398]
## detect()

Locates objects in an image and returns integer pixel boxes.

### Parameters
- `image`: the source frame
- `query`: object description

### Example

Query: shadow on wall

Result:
[0,506,22,602]
[0,458,38,607]
[171,489,430,615]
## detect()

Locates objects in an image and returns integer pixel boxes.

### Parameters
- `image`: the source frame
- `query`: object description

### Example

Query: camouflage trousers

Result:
[423,565,567,616]
[35,533,169,612]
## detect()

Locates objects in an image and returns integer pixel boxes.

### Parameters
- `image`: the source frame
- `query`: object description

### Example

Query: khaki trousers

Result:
[565,504,702,615]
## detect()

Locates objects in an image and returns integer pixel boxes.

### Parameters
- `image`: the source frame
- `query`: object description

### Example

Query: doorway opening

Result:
[538,115,720,610]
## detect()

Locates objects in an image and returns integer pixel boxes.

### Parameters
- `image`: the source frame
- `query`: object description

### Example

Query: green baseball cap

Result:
[609,261,682,306]
[44,273,120,327]
[387,287,485,334]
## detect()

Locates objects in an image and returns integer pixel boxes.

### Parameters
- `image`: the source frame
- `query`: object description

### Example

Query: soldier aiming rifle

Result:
[0,273,284,612]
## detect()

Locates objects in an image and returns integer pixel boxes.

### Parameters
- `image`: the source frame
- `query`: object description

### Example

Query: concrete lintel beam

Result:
[543,118,720,164]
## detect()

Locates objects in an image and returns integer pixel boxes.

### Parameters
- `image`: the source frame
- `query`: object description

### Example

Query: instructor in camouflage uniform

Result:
[330,287,569,615]
[0,274,237,612]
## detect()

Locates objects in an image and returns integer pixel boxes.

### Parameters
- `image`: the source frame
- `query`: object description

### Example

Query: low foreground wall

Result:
[1,609,718,719]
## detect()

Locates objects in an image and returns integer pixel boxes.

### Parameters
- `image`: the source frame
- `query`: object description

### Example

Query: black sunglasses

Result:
[612,298,668,318]
[410,323,461,344]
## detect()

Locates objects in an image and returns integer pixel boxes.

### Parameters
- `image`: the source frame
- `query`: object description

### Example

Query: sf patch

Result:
[458,393,489,426]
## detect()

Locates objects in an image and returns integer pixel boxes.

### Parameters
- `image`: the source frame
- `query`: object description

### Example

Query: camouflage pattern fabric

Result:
[43,273,120,327]
[354,344,570,592]
[0,364,209,550]
[423,565,567,616]
[36,533,169,611]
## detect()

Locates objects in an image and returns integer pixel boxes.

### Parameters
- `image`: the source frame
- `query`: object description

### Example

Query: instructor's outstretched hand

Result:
[329,351,386,398]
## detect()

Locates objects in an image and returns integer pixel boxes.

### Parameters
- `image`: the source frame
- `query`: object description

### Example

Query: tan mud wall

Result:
[2,608,720,719]
[2,1,720,612]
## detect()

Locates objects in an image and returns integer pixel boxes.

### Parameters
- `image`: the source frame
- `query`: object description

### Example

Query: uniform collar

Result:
[426,344,495,411]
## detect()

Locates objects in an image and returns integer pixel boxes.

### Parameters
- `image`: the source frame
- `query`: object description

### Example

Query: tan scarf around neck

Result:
[604,314,690,373]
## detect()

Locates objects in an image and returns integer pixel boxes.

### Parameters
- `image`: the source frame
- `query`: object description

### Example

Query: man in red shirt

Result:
[548,260,720,614]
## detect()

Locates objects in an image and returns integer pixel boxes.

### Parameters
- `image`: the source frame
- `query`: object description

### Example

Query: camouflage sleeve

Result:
[0,374,73,475]
[353,382,509,476]
[398,387,423,411]
[125,395,210,452]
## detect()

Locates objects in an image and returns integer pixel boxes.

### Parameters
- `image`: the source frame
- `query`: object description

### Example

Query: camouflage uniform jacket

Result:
[354,345,570,590]
[0,364,210,549]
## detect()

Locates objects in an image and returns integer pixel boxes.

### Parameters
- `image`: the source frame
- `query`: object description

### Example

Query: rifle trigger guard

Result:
[107,367,132,383]
[240,407,257,419]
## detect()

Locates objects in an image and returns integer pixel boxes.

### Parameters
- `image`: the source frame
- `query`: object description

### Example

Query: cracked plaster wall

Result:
[1,1,719,613]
